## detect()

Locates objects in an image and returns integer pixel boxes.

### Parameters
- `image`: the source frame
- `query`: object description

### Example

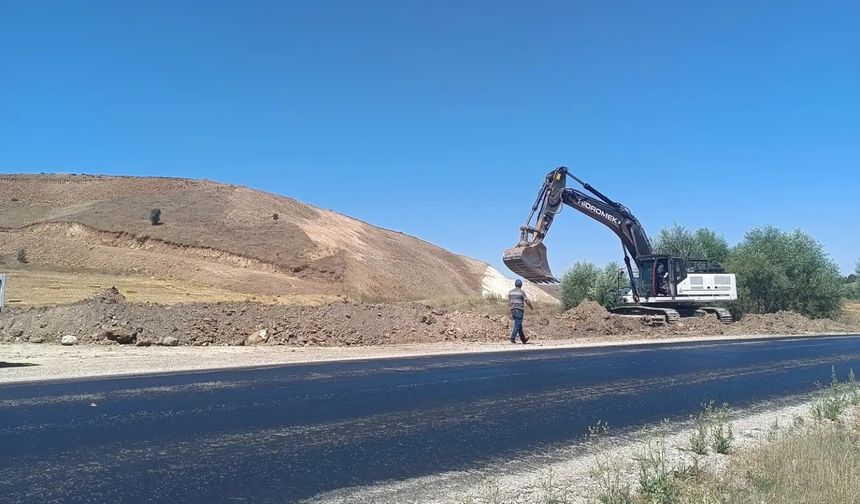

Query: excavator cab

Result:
[637,255,687,298]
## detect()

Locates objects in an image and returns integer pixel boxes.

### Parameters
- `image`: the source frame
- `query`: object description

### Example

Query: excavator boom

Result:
[503,166,652,285]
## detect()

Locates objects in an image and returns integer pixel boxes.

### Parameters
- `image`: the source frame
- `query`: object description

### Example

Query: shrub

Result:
[561,262,598,310]
[709,404,734,454]
[654,224,730,264]
[654,224,705,260]
[273,213,279,220]
[695,228,731,264]
[560,261,623,311]
[16,248,28,264]
[854,261,860,300]
[727,226,843,318]
[636,425,681,504]
[811,367,860,422]
[149,208,162,226]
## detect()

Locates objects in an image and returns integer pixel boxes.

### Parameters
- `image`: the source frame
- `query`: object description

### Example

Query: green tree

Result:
[654,224,704,260]
[561,262,598,311]
[695,228,731,264]
[560,261,623,311]
[592,262,624,309]
[727,226,843,318]
[854,261,860,300]
[654,224,730,264]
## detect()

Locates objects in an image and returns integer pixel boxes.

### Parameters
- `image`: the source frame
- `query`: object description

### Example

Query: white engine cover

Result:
[622,273,737,303]
[677,273,737,300]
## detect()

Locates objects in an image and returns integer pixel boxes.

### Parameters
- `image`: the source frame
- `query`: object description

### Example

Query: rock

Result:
[61,335,78,346]
[28,335,45,344]
[246,329,269,345]
[135,340,153,347]
[100,327,136,345]
[12,329,24,339]
[160,336,180,347]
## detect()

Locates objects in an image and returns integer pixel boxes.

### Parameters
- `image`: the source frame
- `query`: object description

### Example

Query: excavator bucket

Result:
[503,242,559,284]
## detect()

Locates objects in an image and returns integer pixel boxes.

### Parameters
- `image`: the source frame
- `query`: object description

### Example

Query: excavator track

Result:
[610,306,681,324]
[700,307,734,324]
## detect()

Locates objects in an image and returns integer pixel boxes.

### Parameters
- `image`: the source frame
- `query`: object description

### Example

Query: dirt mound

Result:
[89,287,127,305]
[560,301,647,335]
[734,311,846,334]
[0,174,490,301]
[0,298,851,347]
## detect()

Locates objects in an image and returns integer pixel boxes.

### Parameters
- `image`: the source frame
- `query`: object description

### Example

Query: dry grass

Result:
[585,375,860,504]
[1,268,337,306]
[717,418,860,504]
[841,301,860,331]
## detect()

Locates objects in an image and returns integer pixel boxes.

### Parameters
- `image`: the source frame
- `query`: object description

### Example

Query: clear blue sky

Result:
[2,1,858,274]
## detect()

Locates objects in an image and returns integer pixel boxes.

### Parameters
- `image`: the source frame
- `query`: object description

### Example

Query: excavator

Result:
[503,167,736,324]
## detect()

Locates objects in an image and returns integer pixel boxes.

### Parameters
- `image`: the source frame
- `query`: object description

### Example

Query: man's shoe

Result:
[510,340,517,344]
[521,337,529,344]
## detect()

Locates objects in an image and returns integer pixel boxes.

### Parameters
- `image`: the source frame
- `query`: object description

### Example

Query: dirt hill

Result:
[0,174,549,304]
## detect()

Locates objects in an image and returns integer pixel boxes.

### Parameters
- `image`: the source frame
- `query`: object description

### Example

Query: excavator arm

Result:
[503,167,653,293]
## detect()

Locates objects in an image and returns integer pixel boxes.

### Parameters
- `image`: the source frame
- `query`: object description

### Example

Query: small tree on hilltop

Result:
[149,208,162,226]
[16,248,28,264]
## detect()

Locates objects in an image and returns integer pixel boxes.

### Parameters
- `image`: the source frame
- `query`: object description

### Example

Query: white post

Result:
[0,274,5,309]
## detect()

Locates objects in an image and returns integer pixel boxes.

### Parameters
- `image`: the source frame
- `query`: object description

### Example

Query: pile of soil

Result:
[91,287,127,305]
[733,311,845,334]
[559,301,643,335]
[0,292,851,347]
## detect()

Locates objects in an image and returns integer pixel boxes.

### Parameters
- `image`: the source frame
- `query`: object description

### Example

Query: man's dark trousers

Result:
[510,308,526,343]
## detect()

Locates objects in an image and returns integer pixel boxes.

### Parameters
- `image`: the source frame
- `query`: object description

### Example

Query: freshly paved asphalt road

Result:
[2,335,860,503]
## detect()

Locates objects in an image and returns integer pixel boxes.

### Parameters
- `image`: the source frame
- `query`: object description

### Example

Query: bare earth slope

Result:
[0,174,493,301]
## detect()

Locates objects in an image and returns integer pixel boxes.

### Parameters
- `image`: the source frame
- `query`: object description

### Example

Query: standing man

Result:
[508,279,534,344]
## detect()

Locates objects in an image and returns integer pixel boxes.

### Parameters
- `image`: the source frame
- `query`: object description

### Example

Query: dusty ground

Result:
[0,289,850,349]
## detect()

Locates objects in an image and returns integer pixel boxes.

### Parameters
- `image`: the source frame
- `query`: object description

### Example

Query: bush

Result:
[854,261,860,300]
[149,208,162,226]
[654,224,704,260]
[561,261,623,311]
[16,248,28,264]
[695,228,731,264]
[727,226,843,318]
[654,224,730,264]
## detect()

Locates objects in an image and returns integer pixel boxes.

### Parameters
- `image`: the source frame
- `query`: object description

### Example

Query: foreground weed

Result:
[539,469,572,504]
[811,367,860,422]
[687,407,711,455]
[709,404,734,455]
[588,420,610,440]
[636,422,682,504]
[686,401,733,455]
[590,457,634,504]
